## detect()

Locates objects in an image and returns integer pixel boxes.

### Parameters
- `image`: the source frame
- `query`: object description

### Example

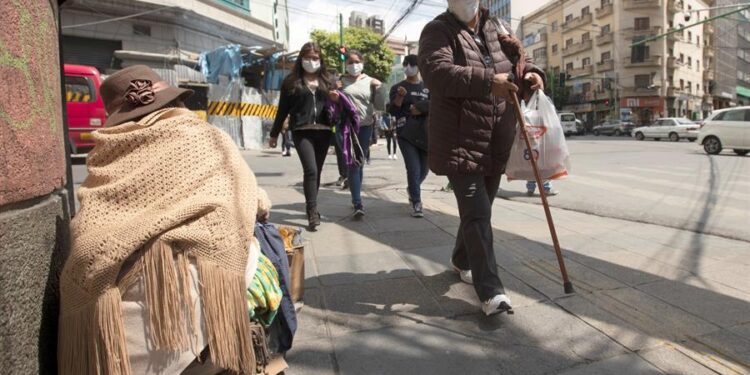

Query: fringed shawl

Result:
[59,108,259,374]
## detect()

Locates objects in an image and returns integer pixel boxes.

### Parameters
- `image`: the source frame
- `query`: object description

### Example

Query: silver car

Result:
[632,118,700,142]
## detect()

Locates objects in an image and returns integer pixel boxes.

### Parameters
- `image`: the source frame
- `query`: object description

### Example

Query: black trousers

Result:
[292,130,332,209]
[448,174,505,301]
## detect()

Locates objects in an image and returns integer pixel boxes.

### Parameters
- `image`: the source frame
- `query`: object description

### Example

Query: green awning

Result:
[737,85,750,98]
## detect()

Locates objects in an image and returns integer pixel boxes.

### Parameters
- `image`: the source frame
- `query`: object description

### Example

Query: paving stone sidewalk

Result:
[244,150,750,375]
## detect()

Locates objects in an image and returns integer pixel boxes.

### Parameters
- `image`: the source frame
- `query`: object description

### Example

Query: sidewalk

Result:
[244,149,750,375]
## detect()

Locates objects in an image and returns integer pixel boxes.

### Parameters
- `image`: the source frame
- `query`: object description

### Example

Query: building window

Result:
[697,60,700,71]
[687,31,692,42]
[566,62,574,70]
[697,83,700,92]
[566,14,573,22]
[634,17,650,30]
[582,6,590,16]
[679,53,684,63]
[688,81,692,93]
[582,32,590,42]
[217,0,250,11]
[631,37,649,62]
[680,79,684,89]
[697,36,700,46]
[582,82,592,92]
[552,21,558,31]
[601,51,611,62]
[601,24,611,34]
[601,0,611,6]
[583,57,591,66]
[533,47,547,60]
[566,38,574,47]
[132,24,151,36]
[687,56,692,67]
[552,44,558,53]
[635,74,651,88]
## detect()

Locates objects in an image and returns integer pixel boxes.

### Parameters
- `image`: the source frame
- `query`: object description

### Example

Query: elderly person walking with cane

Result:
[418,0,545,316]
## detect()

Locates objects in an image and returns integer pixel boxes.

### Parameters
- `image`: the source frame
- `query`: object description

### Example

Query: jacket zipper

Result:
[312,90,317,125]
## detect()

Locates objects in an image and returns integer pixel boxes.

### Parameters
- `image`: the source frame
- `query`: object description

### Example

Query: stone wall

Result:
[0,0,68,373]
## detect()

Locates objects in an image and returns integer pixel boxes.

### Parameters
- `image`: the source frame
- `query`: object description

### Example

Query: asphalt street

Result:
[497,135,750,242]
[72,134,749,242]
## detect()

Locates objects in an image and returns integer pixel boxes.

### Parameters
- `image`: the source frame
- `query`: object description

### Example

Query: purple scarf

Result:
[326,91,361,166]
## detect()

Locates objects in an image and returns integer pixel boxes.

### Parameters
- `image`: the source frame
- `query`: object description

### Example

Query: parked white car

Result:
[632,118,700,142]
[559,112,577,136]
[698,106,750,155]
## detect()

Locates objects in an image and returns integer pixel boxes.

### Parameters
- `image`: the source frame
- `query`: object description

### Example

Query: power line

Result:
[62,5,177,29]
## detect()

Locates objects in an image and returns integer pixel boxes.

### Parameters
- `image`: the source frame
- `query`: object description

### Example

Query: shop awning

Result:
[736,85,750,98]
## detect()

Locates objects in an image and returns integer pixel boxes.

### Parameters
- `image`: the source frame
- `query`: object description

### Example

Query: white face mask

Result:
[448,0,480,24]
[404,65,419,77]
[302,59,320,73]
[346,63,364,76]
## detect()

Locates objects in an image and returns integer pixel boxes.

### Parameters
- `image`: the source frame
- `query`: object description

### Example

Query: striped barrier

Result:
[207,101,278,119]
[66,91,91,102]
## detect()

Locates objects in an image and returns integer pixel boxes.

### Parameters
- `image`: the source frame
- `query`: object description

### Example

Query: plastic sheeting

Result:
[208,81,244,147]
[199,45,243,84]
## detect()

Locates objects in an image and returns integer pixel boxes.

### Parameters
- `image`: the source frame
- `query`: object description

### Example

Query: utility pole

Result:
[339,13,344,74]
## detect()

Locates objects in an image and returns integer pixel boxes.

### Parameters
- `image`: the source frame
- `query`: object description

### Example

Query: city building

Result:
[349,11,385,35]
[61,0,288,72]
[482,0,512,22]
[519,0,713,126]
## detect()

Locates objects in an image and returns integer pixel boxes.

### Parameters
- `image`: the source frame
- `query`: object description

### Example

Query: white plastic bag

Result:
[505,91,571,181]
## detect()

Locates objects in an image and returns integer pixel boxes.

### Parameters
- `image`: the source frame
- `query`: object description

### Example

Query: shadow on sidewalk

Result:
[266,186,750,374]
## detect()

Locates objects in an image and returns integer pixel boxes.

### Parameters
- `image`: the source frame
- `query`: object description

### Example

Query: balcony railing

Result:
[624,0,662,10]
[623,26,662,39]
[624,55,662,68]
[704,23,714,35]
[667,56,684,69]
[596,32,614,46]
[667,87,686,97]
[667,31,685,43]
[596,4,613,18]
[597,59,614,72]
[704,48,715,58]
[562,13,593,33]
[569,65,594,77]
[622,87,661,97]
[534,57,548,67]
[562,40,593,57]
[704,69,715,81]
[524,33,548,47]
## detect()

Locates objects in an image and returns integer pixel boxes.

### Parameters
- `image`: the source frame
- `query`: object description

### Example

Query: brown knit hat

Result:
[100,65,193,127]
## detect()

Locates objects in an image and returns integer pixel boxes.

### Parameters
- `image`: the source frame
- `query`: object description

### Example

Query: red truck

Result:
[64,64,106,155]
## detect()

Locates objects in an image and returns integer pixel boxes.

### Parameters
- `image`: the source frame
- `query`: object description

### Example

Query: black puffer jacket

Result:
[270,84,331,138]
[418,9,544,175]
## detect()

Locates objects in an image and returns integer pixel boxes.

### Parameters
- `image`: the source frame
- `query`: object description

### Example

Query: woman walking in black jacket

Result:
[269,42,339,230]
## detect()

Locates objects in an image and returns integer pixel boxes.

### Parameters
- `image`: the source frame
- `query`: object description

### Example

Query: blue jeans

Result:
[348,126,373,207]
[398,138,429,203]
[526,180,551,192]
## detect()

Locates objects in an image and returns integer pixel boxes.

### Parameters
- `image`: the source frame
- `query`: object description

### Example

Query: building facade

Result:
[482,0,512,22]
[520,0,713,126]
[61,0,287,72]
[349,11,385,35]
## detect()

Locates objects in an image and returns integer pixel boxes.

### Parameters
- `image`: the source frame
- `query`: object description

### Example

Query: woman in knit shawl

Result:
[59,65,264,374]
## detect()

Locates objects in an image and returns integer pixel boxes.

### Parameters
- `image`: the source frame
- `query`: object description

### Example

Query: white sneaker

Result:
[393,154,398,160]
[452,264,473,284]
[482,294,513,316]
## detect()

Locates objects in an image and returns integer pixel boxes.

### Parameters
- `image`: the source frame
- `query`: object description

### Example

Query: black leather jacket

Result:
[271,85,331,137]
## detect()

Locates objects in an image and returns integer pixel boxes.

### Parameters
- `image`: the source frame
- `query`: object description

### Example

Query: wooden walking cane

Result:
[507,89,575,295]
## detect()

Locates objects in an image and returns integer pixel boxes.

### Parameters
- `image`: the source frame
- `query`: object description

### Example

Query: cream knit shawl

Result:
[59,108,259,374]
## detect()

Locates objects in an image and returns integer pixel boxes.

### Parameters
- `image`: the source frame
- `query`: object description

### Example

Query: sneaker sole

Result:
[411,212,424,218]
[354,210,365,218]
[484,302,514,316]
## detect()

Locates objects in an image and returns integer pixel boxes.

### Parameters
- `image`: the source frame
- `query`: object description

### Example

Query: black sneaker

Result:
[411,201,424,218]
[353,204,365,218]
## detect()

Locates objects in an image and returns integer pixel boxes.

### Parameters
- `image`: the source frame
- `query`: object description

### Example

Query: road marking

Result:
[588,170,750,201]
